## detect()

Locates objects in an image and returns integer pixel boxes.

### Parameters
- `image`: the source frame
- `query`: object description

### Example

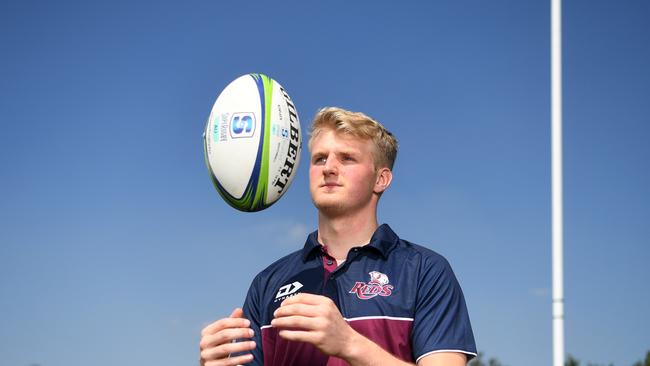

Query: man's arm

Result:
[417,353,467,366]
[346,329,466,366]
[271,294,467,366]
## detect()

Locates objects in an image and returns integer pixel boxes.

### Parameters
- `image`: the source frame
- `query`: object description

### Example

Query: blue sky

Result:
[1,1,648,365]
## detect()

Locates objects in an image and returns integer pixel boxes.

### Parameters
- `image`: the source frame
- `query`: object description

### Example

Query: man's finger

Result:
[230,307,244,319]
[281,293,330,306]
[200,327,254,349]
[277,329,317,344]
[201,316,250,337]
[204,353,254,366]
[273,303,320,319]
[201,340,256,361]
[271,315,319,330]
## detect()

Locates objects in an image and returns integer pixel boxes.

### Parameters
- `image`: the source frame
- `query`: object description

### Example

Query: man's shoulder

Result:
[248,248,306,288]
[394,236,453,269]
[377,224,451,268]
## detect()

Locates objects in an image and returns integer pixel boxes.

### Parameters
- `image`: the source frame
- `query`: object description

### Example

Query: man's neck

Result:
[317,211,378,261]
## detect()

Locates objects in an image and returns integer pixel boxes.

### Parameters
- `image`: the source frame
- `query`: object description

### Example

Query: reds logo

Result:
[349,271,394,300]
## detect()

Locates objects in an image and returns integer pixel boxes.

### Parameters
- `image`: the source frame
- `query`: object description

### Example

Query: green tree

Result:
[632,350,650,366]
[468,352,504,366]
[468,352,486,366]
[566,355,580,366]
[488,358,503,366]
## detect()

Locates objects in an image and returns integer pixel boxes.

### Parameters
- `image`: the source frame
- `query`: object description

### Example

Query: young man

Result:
[200,107,476,366]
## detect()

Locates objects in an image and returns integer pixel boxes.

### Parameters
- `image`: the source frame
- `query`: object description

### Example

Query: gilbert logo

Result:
[275,281,303,302]
[349,271,394,300]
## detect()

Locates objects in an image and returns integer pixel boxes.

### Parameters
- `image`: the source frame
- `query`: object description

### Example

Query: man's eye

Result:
[314,157,326,165]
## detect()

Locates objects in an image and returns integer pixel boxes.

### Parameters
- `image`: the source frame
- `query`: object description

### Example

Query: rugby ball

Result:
[203,73,302,212]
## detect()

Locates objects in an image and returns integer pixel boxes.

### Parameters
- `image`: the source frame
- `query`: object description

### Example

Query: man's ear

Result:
[373,167,393,194]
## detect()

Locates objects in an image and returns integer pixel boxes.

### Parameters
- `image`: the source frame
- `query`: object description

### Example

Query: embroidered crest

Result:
[349,271,394,300]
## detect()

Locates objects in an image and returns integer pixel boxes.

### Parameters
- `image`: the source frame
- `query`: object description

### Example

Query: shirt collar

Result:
[301,223,399,261]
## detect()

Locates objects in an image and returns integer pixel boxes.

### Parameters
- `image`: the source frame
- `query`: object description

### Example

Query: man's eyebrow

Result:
[337,149,360,156]
[310,148,361,157]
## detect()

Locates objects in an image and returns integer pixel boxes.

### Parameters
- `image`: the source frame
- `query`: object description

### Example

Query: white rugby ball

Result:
[203,73,302,212]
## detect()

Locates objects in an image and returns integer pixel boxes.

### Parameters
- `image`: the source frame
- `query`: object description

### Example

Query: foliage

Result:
[468,352,503,366]
[632,350,650,366]
[468,352,486,366]
[566,355,580,366]
[471,349,650,366]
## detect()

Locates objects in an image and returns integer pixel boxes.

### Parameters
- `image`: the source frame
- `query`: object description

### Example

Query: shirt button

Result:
[327,259,333,265]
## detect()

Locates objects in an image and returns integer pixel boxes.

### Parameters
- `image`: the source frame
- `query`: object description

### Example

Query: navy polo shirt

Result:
[241,224,476,365]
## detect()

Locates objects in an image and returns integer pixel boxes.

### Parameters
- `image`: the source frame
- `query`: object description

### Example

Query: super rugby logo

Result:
[229,112,255,139]
[349,271,394,300]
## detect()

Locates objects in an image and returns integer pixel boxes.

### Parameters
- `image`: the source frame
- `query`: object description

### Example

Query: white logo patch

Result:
[275,281,303,302]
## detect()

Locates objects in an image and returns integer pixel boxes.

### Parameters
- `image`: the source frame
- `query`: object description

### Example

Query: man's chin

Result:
[312,198,347,217]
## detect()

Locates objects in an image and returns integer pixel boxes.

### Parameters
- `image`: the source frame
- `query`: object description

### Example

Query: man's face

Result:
[309,129,379,216]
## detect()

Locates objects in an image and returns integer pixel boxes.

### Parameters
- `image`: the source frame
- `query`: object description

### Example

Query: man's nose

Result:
[323,155,338,175]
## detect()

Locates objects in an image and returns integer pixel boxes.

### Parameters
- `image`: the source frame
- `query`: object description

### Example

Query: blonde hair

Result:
[308,107,398,170]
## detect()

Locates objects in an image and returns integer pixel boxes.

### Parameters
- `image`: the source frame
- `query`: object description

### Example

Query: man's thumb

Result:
[229,307,244,319]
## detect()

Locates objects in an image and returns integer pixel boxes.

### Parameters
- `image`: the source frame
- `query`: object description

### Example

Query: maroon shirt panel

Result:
[261,318,413,366]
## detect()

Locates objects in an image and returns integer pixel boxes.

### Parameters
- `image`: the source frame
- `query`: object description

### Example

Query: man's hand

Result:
[271,294,468,366]
[271,293,357,358]
[199,308,256,366]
